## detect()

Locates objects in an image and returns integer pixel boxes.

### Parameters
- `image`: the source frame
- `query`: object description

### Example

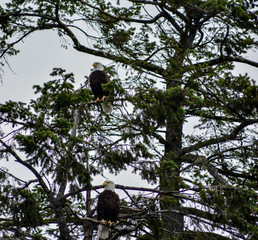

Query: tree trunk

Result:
[83,220,94,240]
[84,190,94,240]
[160,50,185,238]
[53,198,73,240]
[160,122,184,238]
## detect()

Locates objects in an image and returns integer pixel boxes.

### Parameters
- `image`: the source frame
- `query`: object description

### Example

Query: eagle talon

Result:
[100,219,107,224]
[94,97,100,103]
[108,220,114,226]
[100,96,107,102]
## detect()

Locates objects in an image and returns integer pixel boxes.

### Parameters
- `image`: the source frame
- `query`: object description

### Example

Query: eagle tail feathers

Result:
[101,102,113,113]
[97,224,110,239]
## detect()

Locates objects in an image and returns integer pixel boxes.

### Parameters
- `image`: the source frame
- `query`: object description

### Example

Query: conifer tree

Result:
[0,0,257,239]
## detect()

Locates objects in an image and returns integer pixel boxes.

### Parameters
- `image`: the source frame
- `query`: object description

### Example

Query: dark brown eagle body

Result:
[97,190,120,223]
[89,62,113,113]
[89,70,110,102]
[97,180,120,239]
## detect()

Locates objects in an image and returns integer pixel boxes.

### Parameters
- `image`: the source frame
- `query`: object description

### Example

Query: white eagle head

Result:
[103,180,115,191]
[92,62,104,71]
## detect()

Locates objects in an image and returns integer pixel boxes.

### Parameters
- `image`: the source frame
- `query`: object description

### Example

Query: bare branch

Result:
[0,29,35,59]
[180,120,258,155]
[18,179,38,190]
[63,183,183,200]
[218,168,258,182]
[0,167,27,184]
[0,139,50,195]
[193,55,258,69]
[182,154,230,186]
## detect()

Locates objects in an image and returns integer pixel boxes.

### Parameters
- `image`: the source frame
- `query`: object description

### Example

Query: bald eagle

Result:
[89,62,113,113]
[97,180,120,239]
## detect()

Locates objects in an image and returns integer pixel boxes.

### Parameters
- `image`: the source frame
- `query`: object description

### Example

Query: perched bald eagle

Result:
[97,180,120,239]
[89,62,113,113]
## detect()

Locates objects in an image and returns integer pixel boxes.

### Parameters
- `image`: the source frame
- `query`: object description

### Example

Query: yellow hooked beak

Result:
[92,62,97,67]
[103,181,109,187]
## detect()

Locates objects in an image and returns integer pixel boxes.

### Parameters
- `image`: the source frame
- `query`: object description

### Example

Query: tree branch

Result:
[182,154,230,186]
[0,139,50,195]
[0,29,36,59]
[159,6,183,34]
[180,120,258,155]
[185,109,242,122]
[152,132,168,145]
[182,207,249,239]
[63,182,184,200]
[193,55,258,69]
[81,0,164,24]
[217,168,258,182]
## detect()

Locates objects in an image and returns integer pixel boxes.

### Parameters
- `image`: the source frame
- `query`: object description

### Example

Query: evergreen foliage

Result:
[0,0,257,239]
